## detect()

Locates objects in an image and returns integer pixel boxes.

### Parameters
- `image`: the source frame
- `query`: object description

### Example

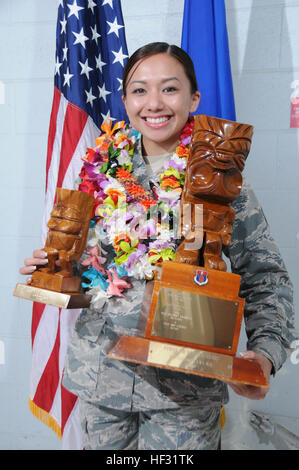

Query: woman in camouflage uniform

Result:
[20,43,297,450]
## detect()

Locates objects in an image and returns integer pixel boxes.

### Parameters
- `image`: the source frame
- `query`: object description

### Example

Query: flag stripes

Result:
[30,0,129,449]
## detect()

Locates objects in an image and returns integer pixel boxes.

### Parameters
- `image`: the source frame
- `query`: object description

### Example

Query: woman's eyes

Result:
[163,86,177,93]
[132,88,146,94]
[131,86,178,95]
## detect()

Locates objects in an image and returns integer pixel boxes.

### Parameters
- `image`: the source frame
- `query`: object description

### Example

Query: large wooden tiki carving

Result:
[176,115,254,271]
[31,188,94,292]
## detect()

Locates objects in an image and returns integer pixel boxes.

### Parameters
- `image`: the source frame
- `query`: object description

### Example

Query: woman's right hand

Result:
[19,249,48,284]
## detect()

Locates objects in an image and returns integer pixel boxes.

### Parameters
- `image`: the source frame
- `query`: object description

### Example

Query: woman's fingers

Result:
[226,350,272,400]
[32,249,47,259]
[228,382,268,400]
[19,264,36,275]
[19,250,48,275]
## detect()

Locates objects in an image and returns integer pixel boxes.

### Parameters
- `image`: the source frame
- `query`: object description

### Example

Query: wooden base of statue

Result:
[31,269,82,292]
[108,261,268,388]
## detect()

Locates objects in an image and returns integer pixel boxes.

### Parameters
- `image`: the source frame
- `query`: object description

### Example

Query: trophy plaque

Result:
[108,115,269,389]
[14,188,94,309]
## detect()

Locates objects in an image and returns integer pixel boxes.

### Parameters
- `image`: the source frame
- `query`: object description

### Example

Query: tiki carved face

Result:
[187,115,254,203]
[45,188,94,261]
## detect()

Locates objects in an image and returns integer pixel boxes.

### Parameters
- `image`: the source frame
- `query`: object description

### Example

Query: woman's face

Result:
[122,53,200,156]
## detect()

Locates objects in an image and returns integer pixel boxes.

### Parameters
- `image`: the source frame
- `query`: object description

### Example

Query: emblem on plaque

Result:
[194,269,208,286]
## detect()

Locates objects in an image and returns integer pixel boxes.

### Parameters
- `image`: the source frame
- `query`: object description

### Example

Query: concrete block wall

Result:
[0,0,59,450]
[0,0,298,450]
[223,0,299,446]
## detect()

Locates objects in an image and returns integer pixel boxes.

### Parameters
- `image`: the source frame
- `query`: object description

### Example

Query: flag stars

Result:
[91,25,101,43]
[102,0,114,8]
[73,27,89,48]
[85,87,97,107]
[88,0,97,13]
[79,58,93,80]
[95,53,106,73]
[62,43,68,61]
[107,17,124,38]
[56,0,128,125]
[101,109,115,122]
[63,66,74,87]
[60,16,67,35]
[98,83,111,103]
[112,46,128,67]
[67,0,84,19]
[116,77,123,91]
[55,57,63,76]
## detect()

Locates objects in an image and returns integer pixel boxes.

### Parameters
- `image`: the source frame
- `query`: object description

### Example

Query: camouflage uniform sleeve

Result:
[225,178,298,374]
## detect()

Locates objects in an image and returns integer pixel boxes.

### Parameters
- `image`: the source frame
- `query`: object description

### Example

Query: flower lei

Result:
[78,117,194,308]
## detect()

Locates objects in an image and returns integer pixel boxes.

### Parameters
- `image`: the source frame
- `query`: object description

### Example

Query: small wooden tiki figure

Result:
[31,189,94,292]
[176,115,253,271]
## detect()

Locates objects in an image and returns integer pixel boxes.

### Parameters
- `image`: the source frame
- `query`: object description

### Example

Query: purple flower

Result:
[84,162,108,185]
[182,136,191,146]
[118,141,128,149]
[125,244,146,270]
[99,179,109,190]
[168,159,185,172]
[132,218,157,240]
[149,239,175,251]
[125,251,137,270]
[125,212,134,223]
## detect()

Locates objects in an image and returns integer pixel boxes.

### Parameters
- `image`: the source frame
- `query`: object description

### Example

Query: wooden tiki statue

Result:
[31,188,94,293]
[176,115,254,271]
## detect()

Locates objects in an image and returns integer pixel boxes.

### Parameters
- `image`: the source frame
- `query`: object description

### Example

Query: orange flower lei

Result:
[115,168,157,211]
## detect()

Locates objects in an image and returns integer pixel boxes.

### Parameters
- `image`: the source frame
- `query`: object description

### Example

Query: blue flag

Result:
[181,0,236,121]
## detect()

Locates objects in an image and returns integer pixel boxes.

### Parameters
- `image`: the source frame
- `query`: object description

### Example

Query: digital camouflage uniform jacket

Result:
[62,142,297,412]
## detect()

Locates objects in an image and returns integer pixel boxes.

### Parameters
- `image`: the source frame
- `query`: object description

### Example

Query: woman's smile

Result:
[142,115,173,127]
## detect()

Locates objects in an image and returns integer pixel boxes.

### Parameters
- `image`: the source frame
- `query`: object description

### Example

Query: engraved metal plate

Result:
[148,341,233,378]
[14,283,71,308]
[151,286,239,350]
[13,283,91,309]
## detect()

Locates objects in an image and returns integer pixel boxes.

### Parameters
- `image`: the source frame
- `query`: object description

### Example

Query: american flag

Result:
[29,0,128,449]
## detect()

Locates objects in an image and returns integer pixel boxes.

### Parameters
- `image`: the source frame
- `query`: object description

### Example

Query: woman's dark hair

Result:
[122,42,198,96]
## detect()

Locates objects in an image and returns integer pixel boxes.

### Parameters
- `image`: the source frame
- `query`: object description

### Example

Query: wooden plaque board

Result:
[108,261,268,388]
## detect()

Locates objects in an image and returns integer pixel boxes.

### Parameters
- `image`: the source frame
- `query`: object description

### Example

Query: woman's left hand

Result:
[228,350,272,400]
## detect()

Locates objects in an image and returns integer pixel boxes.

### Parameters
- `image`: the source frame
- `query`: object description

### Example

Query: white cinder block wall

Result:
[0,0,298,450]
[222,0,299,449]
